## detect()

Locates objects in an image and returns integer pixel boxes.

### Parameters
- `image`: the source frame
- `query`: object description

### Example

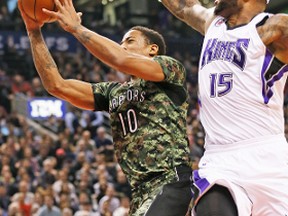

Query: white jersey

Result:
[198,13,288,146]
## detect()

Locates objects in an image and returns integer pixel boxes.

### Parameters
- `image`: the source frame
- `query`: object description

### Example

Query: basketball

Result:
[20,0,57,23]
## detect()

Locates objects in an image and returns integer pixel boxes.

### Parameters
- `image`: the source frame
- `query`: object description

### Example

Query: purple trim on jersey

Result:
[198,98,202,107]
[193,170,210,194]
[266,64,288,97]
[261,49,288,104]
[261,49,273,104]
[266,65,288,88]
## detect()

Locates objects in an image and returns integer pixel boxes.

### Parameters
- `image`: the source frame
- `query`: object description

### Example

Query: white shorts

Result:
[192,134,288,216]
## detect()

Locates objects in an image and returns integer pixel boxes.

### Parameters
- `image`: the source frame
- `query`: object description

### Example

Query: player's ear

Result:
[149,44,159,56]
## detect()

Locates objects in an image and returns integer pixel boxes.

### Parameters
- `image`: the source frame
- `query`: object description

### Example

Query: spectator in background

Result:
[9,180,34,216]
[100,200,113,216]
[55,147,68,170]
[0,183,10,214]
[6,0,17,14]
[98,185,120,214]
[70,151,87,174]
[64,105,80,134]
[52,169,75,198]
[31,189,44,216]
[0,153,16,177]
[74,192,100,216]
[35,144,50,169]
[80,130,96,150]
[10,74,32,96]
[94,174,113,203]
[74,201,100,216]
[31,77,48,97]
[22,147,40,177]
[114,170,131,199]
[38,194,61,216]
[18,192,32,216]
[94,127,114,165]
[0,166,17,197]
[0,71,12,113]
[94,126,113,151]
[75,162,96,185]
[7,201,18,216]
[113,196,130,216]
[62,207,73,216]
[57,192,74,213]
[54,181,78,209]
[79,111,105,138]
[75,140,95,163]
[10,180,34,202]
[77,179,93,195]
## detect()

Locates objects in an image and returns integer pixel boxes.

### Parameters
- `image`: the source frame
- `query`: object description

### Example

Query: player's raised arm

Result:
[160,0,215,35]
[18,0,95,111]
[43,0,165,82]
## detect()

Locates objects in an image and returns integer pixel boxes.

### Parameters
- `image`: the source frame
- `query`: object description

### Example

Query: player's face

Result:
[214,0,239,18]
[120,30,152,56]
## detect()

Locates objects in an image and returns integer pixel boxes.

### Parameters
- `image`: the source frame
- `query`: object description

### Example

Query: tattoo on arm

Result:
[44,52,57,70]
[29,30,59,83]
[165,0,186,10]
[179,0,186,11]
[161,0,187,19]
[73,29,118,63]
[78,31,92,44]
[161,0,200,21]
[258,15,286,45]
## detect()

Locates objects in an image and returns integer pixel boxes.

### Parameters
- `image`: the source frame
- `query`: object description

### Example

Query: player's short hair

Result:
[130,26,167,55]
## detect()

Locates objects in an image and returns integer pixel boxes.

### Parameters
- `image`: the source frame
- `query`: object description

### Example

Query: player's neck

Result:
[226,6,264,28]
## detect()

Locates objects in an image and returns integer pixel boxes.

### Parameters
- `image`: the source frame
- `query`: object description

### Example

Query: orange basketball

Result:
[20,0,57,23]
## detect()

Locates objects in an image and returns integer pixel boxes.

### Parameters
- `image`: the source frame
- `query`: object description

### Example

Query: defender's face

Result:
[214,0,238,18]
[120,30,151,56]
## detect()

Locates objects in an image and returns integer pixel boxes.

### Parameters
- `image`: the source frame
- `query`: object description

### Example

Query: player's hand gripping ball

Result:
[20,0,59,23]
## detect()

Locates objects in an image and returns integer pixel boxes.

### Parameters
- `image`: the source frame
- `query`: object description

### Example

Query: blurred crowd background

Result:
[0,0,288,215]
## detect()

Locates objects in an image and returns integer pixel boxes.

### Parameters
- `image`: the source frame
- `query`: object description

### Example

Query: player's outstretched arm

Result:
[258,14,288,64]
[160,0,215,35]
[18,0,95,111]
[43,0,165,82]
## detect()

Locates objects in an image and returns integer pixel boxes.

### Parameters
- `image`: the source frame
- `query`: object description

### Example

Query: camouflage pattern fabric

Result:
[129,170,178,215]
[92,55,191,197]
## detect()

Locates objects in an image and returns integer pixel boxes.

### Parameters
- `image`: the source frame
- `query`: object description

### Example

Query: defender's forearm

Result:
[161,0,201,21]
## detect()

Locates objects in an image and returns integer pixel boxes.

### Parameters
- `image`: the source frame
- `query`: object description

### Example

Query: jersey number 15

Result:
[210,73,233,98]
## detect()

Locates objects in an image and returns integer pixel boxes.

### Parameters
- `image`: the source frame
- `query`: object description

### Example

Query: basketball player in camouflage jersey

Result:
[18,0,193,215]
[93,55,192,215]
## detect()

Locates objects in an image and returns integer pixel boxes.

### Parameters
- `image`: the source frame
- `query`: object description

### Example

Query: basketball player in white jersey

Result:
[161,0,288,215]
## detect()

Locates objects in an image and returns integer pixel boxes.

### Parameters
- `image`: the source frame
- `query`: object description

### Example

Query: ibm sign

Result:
[27,98,67,119]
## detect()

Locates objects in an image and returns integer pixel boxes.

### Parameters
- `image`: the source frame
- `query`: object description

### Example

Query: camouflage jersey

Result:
[92,55,190,188]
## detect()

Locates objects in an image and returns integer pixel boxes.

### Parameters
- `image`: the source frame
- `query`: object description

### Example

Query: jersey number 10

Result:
[118,109,138,136]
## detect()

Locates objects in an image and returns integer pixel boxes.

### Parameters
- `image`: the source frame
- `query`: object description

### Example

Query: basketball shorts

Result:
[130,165,193,216]
[192,134,288,216]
